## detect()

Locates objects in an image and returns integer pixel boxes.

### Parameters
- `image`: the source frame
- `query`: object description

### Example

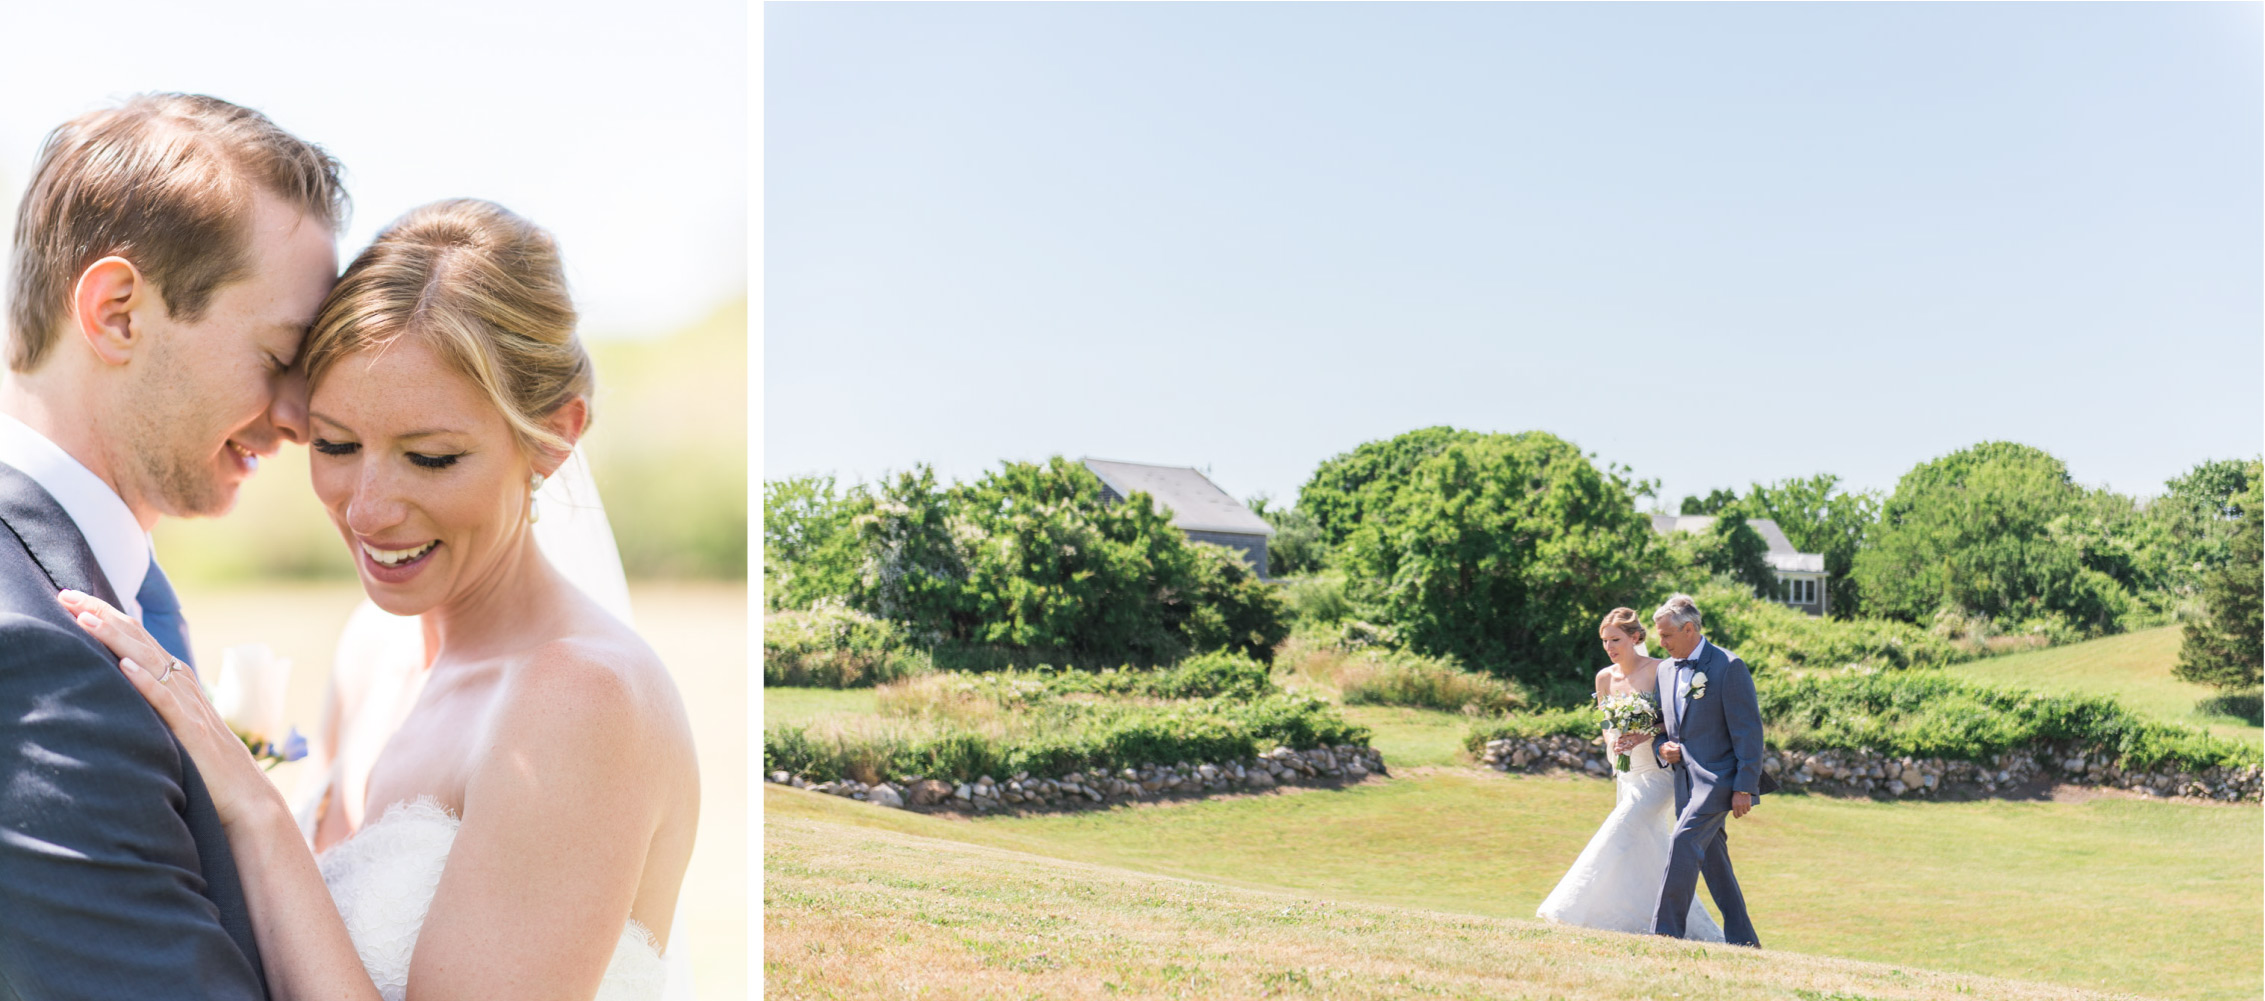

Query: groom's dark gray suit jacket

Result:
[1651,639,1765,815]
[0,461,268,1000]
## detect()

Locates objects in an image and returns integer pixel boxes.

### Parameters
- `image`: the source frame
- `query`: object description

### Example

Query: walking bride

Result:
[1534,607,1724,940]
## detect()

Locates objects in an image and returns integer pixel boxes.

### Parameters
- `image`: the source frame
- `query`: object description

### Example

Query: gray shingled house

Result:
[1650,515,1830,616]
[1082,458,1276,577]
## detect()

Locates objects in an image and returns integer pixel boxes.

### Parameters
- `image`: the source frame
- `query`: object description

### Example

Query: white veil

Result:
[326,450,695,998]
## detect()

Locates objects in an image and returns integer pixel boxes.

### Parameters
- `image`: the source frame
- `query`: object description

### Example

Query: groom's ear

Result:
[532,396,590,477]
[70,257,149,366]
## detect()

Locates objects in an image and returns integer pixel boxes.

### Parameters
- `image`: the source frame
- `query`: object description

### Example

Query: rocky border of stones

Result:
[766,744,1387,813]
[1480,734,2262,804]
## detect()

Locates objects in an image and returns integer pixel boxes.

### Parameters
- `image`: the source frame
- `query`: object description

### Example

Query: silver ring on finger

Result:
[156,659,183,684]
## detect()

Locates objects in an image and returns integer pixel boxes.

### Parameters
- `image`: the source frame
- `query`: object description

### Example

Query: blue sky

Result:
[0,0,746,339]
[765,2,2263,510]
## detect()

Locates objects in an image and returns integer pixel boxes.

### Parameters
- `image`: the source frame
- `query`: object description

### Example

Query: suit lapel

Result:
[0,460,123,608]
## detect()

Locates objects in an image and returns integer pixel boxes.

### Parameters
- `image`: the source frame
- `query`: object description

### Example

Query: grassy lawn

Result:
[189,581,749,1001]
[768,767,2260,1001]
[1340,704,1479,768]
[767,803,2147,1001]
[763,684,880,728]
[1947,626,2263,745]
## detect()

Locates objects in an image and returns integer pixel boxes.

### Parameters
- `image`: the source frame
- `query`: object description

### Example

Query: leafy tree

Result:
[1853,442,2132,634]
[763,461,1293,665]
[846,466,968,638]
[1248,494,1328,577]
[1681,488,1740,516]
[1696,511,1775,598]
[762,475,861,611]
[1298,426,1484,548]
[2176,475,2263,690]
[1334,429,1655,691]
[2146,458,2264,600]
[1176,542,1292,659]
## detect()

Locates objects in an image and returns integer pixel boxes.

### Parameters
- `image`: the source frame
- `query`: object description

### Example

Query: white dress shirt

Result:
[0,411,150,619]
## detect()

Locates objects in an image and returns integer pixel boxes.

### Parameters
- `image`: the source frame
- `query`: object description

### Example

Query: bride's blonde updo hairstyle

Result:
[303,198,592,454]
[1600,607,1646,642]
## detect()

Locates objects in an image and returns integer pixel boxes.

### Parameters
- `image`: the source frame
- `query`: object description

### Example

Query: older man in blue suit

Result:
[1648,593,1766,947]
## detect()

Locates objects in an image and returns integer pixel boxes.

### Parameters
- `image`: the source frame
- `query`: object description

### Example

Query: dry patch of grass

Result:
[765,810,2142,1001]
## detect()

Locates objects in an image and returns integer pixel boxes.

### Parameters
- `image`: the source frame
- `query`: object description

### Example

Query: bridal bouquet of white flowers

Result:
[1595,691,1662,772]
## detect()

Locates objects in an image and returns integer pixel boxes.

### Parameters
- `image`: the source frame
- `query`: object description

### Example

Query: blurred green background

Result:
[155,296,749,587]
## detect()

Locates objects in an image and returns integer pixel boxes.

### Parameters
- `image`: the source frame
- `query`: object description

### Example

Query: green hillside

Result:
[1947,626,2261,745]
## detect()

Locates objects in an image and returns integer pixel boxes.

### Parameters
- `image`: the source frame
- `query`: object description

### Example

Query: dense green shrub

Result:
[763,475,860,611]
[1326,429,1657,692]
[766,458,1290,668]
[1338,648,1529,715]
[1759,670,2260,772]
[1465,670,2260,773]
[1250,497,1328,576]
[949,650,1280,704]
[1279,572,1356,626]
[1854,442,2134,635]
[1679,580,1977,674]
[764,693,1371,783]
[763,604,933,687]
[1174,541,1291,661]
[1298,426,1484,549]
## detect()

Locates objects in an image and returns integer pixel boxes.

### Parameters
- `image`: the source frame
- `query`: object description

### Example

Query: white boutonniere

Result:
[1688,672,1710,701]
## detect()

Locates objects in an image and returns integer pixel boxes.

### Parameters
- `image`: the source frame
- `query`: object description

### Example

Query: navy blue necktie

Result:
[137,556,195,675]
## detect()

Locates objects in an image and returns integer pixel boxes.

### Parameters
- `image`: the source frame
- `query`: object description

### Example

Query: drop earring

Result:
[529,472,546,524]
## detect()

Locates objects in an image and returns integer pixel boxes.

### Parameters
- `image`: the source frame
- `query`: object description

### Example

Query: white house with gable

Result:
[1651,515,1829,616]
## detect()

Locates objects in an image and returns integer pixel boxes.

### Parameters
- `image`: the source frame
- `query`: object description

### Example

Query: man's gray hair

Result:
[1653,594,1703,630]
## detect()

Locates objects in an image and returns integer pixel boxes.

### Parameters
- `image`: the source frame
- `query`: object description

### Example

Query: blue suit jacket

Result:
[0,461,269,999]
[1651,639,1765,815]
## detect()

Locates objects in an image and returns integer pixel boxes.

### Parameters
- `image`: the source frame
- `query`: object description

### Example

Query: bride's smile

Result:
[306,333,572,621]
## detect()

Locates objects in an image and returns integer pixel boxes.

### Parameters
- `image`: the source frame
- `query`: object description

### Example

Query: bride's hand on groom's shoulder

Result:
[57,589,284,831]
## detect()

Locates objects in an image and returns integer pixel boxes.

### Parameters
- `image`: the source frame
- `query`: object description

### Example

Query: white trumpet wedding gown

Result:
[1535,728,1726,941]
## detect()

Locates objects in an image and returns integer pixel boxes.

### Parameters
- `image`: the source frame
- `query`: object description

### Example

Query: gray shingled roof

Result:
[1649,515,1825,574]
[1082,458,1276,537]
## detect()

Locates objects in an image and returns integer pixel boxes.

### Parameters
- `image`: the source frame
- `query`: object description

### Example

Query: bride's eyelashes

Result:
[310,438,464,470]
[406,452,463,470]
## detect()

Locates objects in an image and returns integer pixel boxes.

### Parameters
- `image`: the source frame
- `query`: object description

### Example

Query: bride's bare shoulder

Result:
[481,619,694,781]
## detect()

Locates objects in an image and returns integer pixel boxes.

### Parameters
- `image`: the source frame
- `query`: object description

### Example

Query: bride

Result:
[1534,607,1723,941]
[60,199,700,1000]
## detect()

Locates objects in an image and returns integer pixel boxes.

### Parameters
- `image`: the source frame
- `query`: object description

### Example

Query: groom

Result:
[1648,593,1766,948]
[0,95,343,997]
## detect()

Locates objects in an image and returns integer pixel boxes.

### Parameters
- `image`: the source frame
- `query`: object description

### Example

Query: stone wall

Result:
[1479,734,2262,804]
[766,744,1387,813]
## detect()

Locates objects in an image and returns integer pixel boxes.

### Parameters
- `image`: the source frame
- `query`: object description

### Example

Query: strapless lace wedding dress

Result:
[316,797,669,1000]
[1535,730,1726,940]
